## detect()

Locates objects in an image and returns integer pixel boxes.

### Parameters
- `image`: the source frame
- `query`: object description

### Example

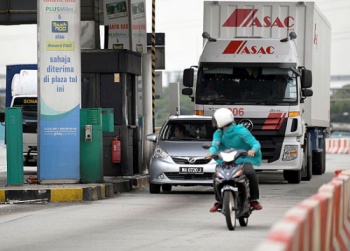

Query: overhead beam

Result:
[0,0,99,25]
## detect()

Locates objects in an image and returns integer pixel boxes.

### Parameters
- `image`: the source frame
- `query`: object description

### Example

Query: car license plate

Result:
[179,167,203,174]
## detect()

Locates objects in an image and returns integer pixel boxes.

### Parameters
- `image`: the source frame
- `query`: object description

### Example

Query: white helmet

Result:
[212,108,234,128]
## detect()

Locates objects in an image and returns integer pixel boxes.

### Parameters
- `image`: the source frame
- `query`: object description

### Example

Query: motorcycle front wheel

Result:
[223,190,236,230]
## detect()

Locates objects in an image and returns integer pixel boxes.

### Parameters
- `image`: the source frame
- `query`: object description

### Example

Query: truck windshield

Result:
[12,97,38,125]
[195,66,297,105]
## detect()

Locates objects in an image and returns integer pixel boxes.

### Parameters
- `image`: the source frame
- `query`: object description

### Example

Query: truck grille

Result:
[237,117,288,163]
[255,136,284,163]
[23,122,37,134]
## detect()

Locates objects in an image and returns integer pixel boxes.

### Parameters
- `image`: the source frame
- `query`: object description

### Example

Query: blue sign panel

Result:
[38,0,81,183]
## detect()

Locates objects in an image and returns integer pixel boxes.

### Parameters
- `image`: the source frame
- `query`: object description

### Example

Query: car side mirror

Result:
[146,134,157,142]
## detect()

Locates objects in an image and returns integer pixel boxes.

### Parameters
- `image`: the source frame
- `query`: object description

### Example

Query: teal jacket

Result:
[209,124,262,166]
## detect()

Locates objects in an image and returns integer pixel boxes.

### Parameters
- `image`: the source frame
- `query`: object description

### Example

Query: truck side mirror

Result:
[301,69,312,88]
[182,88,193,96]
[183,68,194,87]
[0,112,4,123]
[302,89,313,97]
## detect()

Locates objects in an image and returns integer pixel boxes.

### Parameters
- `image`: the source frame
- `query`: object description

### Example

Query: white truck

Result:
[5,66,38,165]
[182,1,331,183]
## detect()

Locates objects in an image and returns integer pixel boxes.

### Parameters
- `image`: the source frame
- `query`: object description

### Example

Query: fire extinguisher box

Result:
[80,108,103,183]
[102,108,114,132]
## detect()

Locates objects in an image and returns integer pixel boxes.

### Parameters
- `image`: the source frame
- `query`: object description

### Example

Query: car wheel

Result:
[149,183,161,194]
[162,184,172,192]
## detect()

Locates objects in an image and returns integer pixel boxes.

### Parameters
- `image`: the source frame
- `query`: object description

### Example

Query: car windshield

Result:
[160,120,215,141]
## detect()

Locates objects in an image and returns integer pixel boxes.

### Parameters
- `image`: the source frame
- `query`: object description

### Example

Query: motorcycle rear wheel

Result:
[239,216,249,227]
[223,190,236,230]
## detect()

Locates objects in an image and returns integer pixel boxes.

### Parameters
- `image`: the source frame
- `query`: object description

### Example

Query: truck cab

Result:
[10,95,38,165]
[4,68,38,165]
[182,1,331,184]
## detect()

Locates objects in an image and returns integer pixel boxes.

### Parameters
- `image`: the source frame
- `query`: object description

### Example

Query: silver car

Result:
[146,115,217,193]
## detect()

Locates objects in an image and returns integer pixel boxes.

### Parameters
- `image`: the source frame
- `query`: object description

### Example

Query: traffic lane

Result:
[0,154,347,251]
[256,153,343,216]
[0,186,274,251]
[258,153,342,187]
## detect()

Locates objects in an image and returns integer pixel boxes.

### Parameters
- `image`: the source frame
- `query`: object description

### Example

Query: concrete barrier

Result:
[333,171,350,250]
[326,138,350,154]
[309,192,334,251]
[255,170,350,251]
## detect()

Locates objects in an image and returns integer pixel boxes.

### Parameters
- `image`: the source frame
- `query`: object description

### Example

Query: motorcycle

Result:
[204,146,253,230]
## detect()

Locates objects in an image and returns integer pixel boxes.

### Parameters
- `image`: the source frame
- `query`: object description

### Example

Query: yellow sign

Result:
[46,41,75,51]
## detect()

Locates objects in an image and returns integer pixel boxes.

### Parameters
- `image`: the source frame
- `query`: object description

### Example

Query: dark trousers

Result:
[213,163,260,202]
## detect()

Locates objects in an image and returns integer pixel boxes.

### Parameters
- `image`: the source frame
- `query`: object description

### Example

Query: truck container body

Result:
[183,1,331,183]
[5,65,38,165]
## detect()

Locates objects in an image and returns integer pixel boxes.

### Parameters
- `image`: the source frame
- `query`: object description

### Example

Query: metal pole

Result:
[151,0,156,133]
[169,82,180,115]
[142,53,153,174]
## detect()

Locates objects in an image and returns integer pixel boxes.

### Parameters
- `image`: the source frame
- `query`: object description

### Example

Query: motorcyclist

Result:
[206,108,263,212]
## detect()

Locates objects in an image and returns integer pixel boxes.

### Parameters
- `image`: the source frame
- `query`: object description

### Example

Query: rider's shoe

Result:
[209,202,222,212]
[250,200,262,210]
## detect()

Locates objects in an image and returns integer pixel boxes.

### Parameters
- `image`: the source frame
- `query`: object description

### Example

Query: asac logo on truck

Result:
[223,41,274,55]
[223,8,294,28]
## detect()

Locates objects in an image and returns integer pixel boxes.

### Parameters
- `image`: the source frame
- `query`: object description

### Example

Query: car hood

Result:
[157,140,210,157]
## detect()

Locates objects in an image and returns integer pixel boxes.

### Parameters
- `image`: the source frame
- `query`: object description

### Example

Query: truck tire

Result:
[312,138,326,175]
[322,138,326,174]
[283,170,301,184]
[302,133,312,181]
[312,151,325,175]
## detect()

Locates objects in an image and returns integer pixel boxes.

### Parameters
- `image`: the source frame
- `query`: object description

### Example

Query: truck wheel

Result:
[322,138,326,174]
[312,138,326,175]
[312,151,325,175]
[302,133,312,181]
[283,170,301,184]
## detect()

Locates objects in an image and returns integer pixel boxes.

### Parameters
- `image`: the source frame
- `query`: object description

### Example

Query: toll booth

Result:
[81,49,142,176]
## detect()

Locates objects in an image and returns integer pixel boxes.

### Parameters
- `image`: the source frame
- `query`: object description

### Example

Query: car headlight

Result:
[282,145,298,161]
[154,146,169,159]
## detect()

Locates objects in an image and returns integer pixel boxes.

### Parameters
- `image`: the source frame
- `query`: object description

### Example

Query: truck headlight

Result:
[282,145,298,161]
